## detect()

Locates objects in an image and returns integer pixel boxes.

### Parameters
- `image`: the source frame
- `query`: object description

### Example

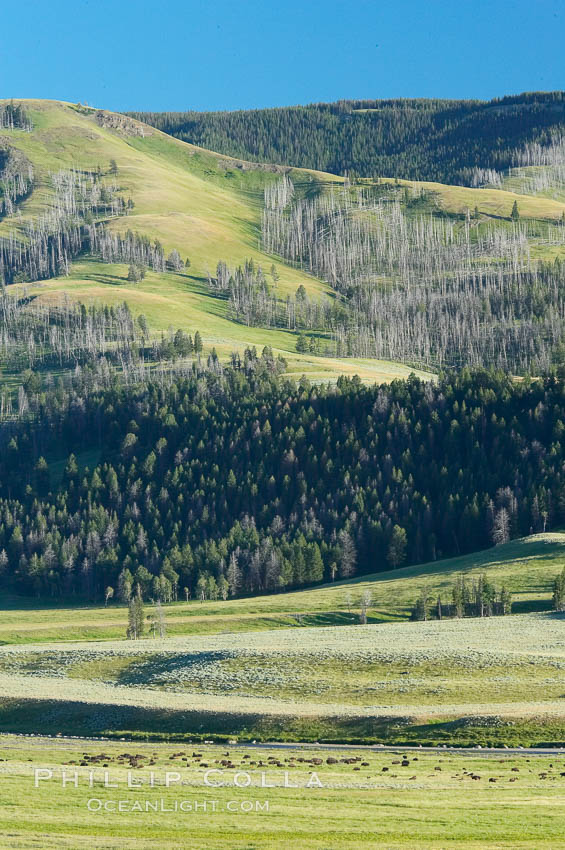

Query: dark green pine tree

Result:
[127,586,145,639]
[552,567,565,612]
[306,543,324,582]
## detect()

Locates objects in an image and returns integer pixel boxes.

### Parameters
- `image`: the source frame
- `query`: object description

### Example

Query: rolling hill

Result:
[2,99,565,382]
[0,534,564,747]
[0,99,425,383]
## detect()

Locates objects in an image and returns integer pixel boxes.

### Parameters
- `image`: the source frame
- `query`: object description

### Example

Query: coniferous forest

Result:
[130,92,565,183]
[0,365,563,602]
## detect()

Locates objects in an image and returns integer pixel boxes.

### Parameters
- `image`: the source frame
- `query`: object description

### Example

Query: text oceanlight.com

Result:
[86,798,269,813]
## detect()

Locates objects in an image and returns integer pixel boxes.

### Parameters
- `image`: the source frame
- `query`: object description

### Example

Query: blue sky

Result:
[1,0,563,111]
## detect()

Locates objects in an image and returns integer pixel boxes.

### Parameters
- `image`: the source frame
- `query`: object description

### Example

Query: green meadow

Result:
[0,535,564,748]
[1,736,565,849]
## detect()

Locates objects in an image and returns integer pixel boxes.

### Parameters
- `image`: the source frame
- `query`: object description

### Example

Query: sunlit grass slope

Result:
[397,177,565,219]
[3,100,390,379]
[3,100,565,381]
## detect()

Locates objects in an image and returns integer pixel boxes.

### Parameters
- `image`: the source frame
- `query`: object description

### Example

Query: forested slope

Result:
[0,367,564,603]
[130,92,565,184]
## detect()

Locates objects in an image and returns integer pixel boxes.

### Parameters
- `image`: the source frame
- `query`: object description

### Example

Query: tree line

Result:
[0,144,34,217]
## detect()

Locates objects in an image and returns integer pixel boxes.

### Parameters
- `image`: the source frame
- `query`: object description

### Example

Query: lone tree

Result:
[359,589,372,624]
[137,313,149,340]
[109,159,118,175]
[499,585,512,615]
[127,263,146,283]
[227,551,241,597]
[411,587,429,621]
[104,586,114,607]
[166,249,183,272]
[117,568,133,603]
[126,586,145,639]
[473,573,495,617]
[511,200,520,221]
[148,600,166,638]
[338,530,357,578]
[218,575,229,601]
[553,567,565,612]
[492,507,510,545]
[452,575,469,618]
[196,573,207,602]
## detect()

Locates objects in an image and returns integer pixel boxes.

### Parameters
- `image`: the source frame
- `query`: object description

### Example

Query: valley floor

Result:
[1,736,565,849]
[1,535,565,845]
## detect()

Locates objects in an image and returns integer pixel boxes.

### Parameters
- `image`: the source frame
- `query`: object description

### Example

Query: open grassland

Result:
[2,736,565,849]
[395,176,565,219]
[1,533,563,645]
[0,613,564,746]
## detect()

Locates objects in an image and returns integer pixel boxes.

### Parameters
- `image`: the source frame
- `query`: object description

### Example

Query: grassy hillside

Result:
[0,99,432,384]
[0,533,562,644]
[2,100,565,382]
